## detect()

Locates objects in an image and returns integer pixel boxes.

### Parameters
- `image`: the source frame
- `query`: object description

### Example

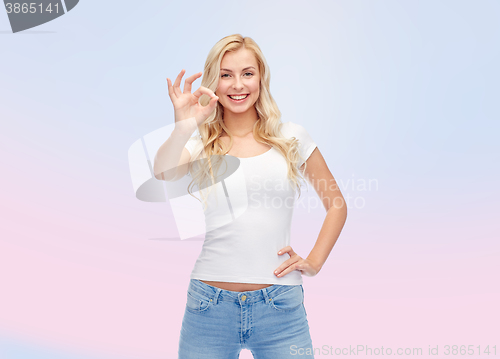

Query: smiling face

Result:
[215,47,261,117]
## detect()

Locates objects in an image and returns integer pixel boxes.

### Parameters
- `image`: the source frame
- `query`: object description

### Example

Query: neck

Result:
[222,107,259,137]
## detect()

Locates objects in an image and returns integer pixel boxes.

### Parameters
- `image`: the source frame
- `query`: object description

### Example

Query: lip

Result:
[227,94,250,103]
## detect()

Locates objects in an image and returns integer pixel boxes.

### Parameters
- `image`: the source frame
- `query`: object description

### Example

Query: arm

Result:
[274,147,347,278]
[302,147,347,273]
[153,118,196,181]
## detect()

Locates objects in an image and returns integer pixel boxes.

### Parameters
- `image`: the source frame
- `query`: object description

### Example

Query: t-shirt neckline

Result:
[224,147,273,160]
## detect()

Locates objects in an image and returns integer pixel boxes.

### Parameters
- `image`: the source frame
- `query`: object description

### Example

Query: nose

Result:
[232,76,244,91]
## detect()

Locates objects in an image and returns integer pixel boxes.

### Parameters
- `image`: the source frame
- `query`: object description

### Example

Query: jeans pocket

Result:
[186,290,212,314]
[269,285,303,312]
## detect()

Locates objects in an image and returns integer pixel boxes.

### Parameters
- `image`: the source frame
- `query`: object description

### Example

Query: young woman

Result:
[154,34,347,359]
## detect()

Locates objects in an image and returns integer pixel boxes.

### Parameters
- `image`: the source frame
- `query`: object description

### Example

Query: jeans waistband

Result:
[189,279,302,305]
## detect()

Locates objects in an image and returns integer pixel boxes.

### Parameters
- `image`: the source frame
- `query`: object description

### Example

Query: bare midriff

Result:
[200,280,273,292]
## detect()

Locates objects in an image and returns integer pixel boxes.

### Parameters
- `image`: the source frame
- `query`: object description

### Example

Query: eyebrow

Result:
[220,66,256,72]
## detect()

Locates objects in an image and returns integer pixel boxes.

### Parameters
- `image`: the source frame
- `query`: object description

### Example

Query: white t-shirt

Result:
[183,121,317,285]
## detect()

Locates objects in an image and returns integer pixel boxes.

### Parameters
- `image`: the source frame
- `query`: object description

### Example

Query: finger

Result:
[183,72,202,94]
[192,86,217,100]
[199,96,219,121]
[274,257,300,277]
[275,262,301,278]
[166,78,177,103]
[173,69,185,98]
[278,246,294,256]
[202,95,219,114]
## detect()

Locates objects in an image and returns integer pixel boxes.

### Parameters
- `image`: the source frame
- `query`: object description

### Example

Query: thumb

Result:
[202,96,218,117]
[212,95,219,106]
[207,96,219,112]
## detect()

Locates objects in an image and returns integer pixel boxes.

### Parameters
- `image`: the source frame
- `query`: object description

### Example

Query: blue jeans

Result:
[178,279,315,358]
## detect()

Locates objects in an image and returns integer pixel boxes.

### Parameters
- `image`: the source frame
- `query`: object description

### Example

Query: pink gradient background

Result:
[1,113,498,357]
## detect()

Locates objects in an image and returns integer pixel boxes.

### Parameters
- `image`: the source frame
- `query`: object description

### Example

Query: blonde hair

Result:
[187,34,308,209]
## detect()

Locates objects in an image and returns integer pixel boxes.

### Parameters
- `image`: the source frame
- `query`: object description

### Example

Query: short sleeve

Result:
[281,121,317,168]
[185,134,202,159]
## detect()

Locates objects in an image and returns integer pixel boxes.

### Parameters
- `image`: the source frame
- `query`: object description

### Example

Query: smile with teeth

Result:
[228,94,249,100]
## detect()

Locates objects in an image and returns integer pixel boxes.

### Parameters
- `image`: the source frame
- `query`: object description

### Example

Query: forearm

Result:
[306,205,347,272]
[153,117,197,180]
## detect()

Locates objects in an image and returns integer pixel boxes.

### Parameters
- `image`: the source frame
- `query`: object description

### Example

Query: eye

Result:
[221,73,230,78]
[244,72,254,77]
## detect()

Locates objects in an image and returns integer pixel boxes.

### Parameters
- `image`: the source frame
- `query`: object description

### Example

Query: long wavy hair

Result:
[187,34,308,210]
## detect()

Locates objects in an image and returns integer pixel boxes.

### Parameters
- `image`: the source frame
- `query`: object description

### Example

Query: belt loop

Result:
[261,287,270,303]
[213,288,221,305]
